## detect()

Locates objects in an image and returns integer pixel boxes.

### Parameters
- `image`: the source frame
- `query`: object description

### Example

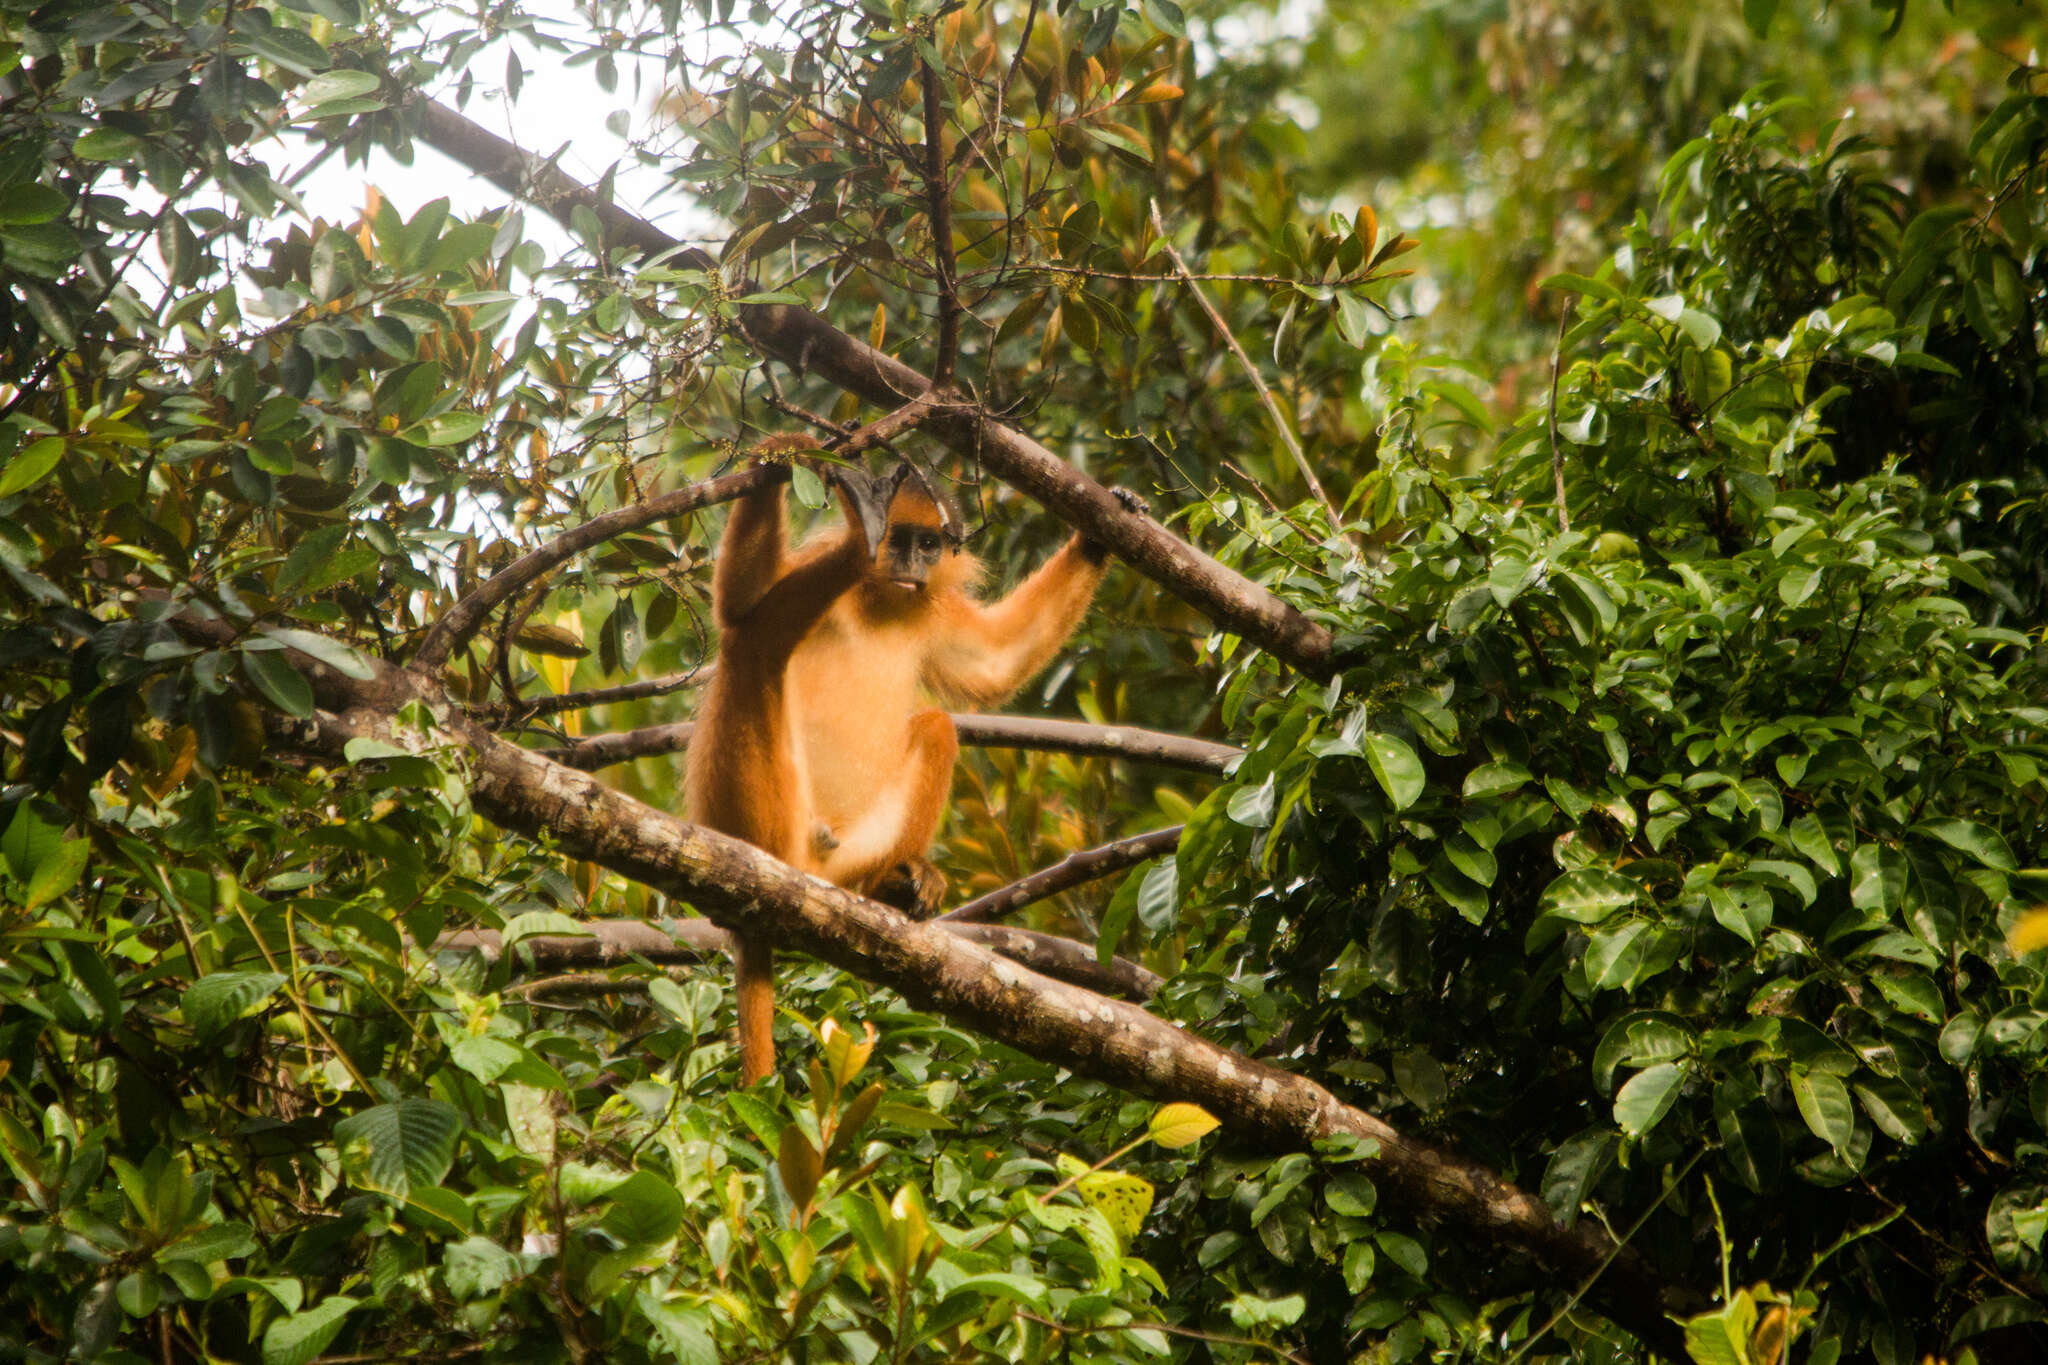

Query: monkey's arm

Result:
[922,535,1110,709]
[724,477,879,660]
[710,479,792,628]
[716,450,895,625]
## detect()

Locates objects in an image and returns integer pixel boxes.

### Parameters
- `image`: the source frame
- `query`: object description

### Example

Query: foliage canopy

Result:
[2,0,2047,1363]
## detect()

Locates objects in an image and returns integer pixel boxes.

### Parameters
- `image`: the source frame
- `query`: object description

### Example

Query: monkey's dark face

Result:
[879,521,946,588]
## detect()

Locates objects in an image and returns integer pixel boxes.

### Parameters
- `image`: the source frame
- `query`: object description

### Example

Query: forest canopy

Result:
[2,0,2046,1362]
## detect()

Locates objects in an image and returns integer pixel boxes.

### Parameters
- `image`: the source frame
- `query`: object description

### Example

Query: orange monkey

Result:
[689,450,1130,1083]
[685,439,887,1085]
[788,471,1130,910]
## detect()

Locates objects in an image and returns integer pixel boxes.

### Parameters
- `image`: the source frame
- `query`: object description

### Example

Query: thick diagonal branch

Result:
[404,96,1335,678]
[259,642,1696,1354]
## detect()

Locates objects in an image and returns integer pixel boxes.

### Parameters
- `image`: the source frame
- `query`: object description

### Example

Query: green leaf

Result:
[1444,833,1497,887]
[634,1290,716,1365]
[258,627,376,680]
[1540,1129,1613,1221]
[73,128,144,161]
[1226,775,1275,828]
[443,1237,520,1301]
[597,1170,686,1245]
[241,648,314,718]
[1538,868,1641,924]
[261,1296,358,1365]
[183,972,287,1041]
[1538,271,1620,300]
[938,1273,1052,1311]
[24,836,90,911]
[1487,556,1537,607]
[299,69,382,104]
[1462,760,1532,799]
[1915,818,2017,871]
[1614,1062,1684,1136]
[0,437,66,497]
[1584,921,1650,990]
[1364,732,1424,810]
[1854,1076,1926,1145]
[2,802,63,882]
[1675,307,1721,350]
[0,185,67,225]
[1707,884,1773,945]
[1682,1292,1758,1365]
[1872,971,1944,1024]
[414,412,486,447]
[789,463,827,510]
[234,25,333,77]
[1949,1295,2048,1346]
[1135,858,1178,933]
[1740,0,1779,37]
[1791,1067,1855,1153]
[1374,1230,1427,1278]
[1777,565,1821,607]
[333,1100,461,1198]
[162,1222,259,1265]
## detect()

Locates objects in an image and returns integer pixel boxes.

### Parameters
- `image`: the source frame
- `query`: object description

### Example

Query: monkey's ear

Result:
[821,463,892,552]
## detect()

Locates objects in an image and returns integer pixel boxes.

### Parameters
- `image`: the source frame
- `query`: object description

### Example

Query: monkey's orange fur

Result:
[687,460,1111,1083]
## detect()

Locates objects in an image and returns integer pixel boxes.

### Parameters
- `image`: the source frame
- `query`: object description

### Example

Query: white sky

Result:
[284,15,700,244]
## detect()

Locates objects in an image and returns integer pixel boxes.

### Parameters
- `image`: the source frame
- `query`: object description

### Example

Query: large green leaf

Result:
[261,1296,358,1365]
[183,972,286,1041]
[333,1100,461,1198]
[1614,1063,1685,1137]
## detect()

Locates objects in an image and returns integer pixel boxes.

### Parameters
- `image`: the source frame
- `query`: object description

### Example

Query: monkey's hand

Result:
[751,437,892,551]
[1080,486,1149,563]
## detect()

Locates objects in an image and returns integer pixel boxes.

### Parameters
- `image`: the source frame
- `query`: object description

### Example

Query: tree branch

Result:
[937,826,1185,924]
[256,643,1698,1353]
[921,59,962,384]
[404,95,1336,678]
[1148,200,1346,535]
[437,917,1159,1000]
[413,466,775,673]
[537,714,1241,775]
[483,667,711,723]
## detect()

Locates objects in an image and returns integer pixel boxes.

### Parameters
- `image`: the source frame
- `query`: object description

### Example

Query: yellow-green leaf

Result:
[1147,1102,1220,1149]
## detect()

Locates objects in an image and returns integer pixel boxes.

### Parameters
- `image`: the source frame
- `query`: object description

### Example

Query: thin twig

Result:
[922,59,961,385]
[937,826,1185,923]
[1547,301,1572,532]
[1147,200,1347,536]
[538,715,1240,774]
[1504,1147,1708,1365]
[482,666,712,724]
[439,918,1158,1000]
[1018,1311,1312,1365]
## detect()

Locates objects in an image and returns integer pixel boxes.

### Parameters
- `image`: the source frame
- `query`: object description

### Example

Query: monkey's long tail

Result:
[734,935,776,1083]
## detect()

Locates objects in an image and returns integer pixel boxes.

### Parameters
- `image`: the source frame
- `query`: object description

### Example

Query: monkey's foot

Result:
[811,822,841,855]
[871,858,947,918]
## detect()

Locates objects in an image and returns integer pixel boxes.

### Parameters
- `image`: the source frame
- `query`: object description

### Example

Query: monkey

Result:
[787,470,1132,912]
[688,446,1133,1083]
[684,436,889,1085]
